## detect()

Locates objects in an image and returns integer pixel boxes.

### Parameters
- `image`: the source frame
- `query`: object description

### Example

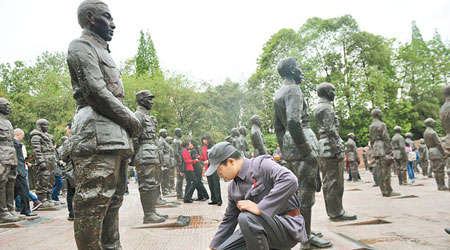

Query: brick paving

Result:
[0,169,449,249]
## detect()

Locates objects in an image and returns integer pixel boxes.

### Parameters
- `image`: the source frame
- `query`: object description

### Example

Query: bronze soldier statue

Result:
[159,129,171,196]
[423,118,448,190]
[230,128,242,155]
[439,85,450,185]
[250,114,268,157]
[314,82,356,221]
[418,139,429,177]
[0,98,20,223]
[369,109,400,197]
[67,1,142,248]
[238,126,251,158]
[174,128,184,199]
[345,133,360,182]
[165,136,176,193]
[133,90,167,223]
[30,119,57,208]
[391,126,407,185]
[274,57,331,249]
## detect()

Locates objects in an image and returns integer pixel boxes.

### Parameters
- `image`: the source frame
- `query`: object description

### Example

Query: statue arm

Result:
[67,40,141,137]
[382,124,392,153]
[433,132,446,155]
[285,93,311,156]
[30,135,44,165]
[274,113,285,149]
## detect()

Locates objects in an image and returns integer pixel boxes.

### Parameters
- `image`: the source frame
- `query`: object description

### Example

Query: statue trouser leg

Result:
[169,168,175,191]
[428,160,434,178]
[216,211,299,250]
[176,167,184,198]
[0,164,12,221]
[377,157,393,196]
[421,159,428,176]
[432,159,448,190]
[6,164,17,213]
[161,169,169,194]
[350,162,359,182]
[320,158,344,218]
[73,153,127,250]
[394,160,402,185]
[136,164,165,223]
[399,160,407,185]
[36,164,51,203]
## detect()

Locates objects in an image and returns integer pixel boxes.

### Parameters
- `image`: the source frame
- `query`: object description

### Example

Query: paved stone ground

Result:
[0,169,449,250]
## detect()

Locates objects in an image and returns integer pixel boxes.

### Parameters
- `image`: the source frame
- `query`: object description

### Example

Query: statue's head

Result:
[0,97,11,116]
[36,119,49,133]
[174,128,182,138]
[424,118,435,128]
[159,129,168,138]
[136,90,154,110]
[347,133,355,140]
[166,136,173,144]
[317,82,336,101]
[249,114,262,126]
[239,126,247,136]
[231,128,239,137]
[77,0,114,42]
[277,57,303,84]
[444,85,450,98]
[394,126,402,133]
[371,109,382,120]
[405,132,412,139]
[420,138,425,144]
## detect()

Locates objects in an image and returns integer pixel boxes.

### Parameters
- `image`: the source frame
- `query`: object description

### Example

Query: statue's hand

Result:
[304,150,318,167]
[127,115,142,138]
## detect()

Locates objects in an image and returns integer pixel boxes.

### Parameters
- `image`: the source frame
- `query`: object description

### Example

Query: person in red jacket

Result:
[200,134,222,206]
[182,139,202,203]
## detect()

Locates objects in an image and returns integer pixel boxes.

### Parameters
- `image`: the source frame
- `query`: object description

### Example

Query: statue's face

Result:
[292,60,304,84]
[90,4,115,42]
[140,96,154,110]
[167,138,173,144]
[160,131,167,138]
[40,123,49,133]
[175,129,182,137]
[0,99,11,115]
[326,87,335,101]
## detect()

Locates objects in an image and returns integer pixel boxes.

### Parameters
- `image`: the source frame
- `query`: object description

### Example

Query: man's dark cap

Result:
[205,142,237,176]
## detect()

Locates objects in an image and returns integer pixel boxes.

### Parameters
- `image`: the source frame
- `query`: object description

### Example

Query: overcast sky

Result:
[1,0,449,84]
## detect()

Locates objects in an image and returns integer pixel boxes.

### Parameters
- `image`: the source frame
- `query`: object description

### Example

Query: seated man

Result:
[205,142,307,250]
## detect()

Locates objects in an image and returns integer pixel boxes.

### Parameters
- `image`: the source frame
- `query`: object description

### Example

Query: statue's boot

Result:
[37,194,51,208]
[0,212,21,223]
[384,191,401,197]
[330,211,357,221]
[310,230,323,238]
[152,190,168,218]
[0,184,19,223]
[101,205,122,250]
[156,189,167,205]
[351,170,360,182]
[140,191,165,224]
[301,207,332,249]
[435,173,449,190]
[445,228,450,235]
[5,180,23,221]
[397,169,402,185]
[401,171,408,185]
[74,215,104,250]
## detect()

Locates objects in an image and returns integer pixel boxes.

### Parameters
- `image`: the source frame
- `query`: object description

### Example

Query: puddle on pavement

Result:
[338,218,392,226]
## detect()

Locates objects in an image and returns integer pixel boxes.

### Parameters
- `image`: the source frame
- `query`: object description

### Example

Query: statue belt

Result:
[284,209,301,217]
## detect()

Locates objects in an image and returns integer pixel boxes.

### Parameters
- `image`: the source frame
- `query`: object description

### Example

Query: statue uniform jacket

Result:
[0,114,17,166]
[158,137,171,168]
[439,100,450,149]
[369,119,392,157]
[315,99,344,159]
[424,127,445,160]
[418,143,428,160]
[209,155,307,249]
[391,134,407,160]
[30,129,55,166]
[134,106,160,165]
[250,127,268,157]
[67,30,135,156]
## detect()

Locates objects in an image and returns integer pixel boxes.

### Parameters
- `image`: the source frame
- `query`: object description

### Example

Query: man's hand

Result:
[237,200,262,215]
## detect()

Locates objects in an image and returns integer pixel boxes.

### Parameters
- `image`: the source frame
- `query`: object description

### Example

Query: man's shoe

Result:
[208,202,218,205]
[217,201,222,206]
[31,201,42,211]
[199,197,208,202]
[330,212,357,221]
[310,230,323,238]
[183,199,193,203]
[445,228,450,235]
[23,212,38,217]
[67,216,74,221]
[309,235,332,248]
